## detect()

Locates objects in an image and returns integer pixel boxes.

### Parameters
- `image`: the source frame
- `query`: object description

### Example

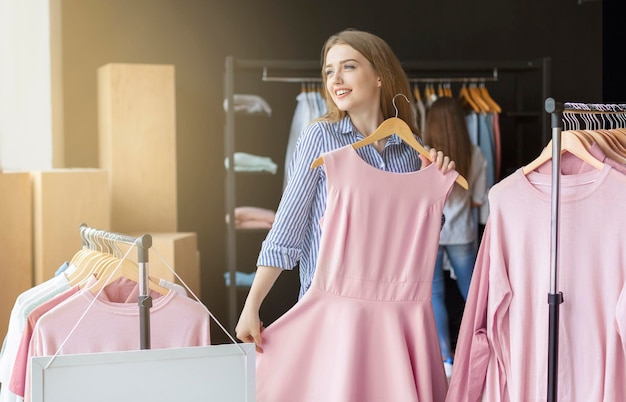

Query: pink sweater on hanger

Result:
[447,162,626,401]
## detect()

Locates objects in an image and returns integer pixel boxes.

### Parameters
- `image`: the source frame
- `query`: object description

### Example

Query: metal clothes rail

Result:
[79,223,153,349]
[542,98,626,402]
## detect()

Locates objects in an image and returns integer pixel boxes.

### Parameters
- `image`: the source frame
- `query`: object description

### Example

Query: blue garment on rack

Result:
[283,91,326,189]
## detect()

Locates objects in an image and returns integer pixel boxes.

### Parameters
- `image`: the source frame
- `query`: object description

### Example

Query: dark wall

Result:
[603,0,626,102]
[60,0,604,344]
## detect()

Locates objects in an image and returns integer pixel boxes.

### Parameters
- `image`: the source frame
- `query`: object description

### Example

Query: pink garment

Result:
[589,142,626,175]
[447,165,626,401]
[535,149,597,175]
[493,113,501,181]
[225,206,275,229]
[256,145,458,402]
[25,278,211,402]
[8,284,81,397]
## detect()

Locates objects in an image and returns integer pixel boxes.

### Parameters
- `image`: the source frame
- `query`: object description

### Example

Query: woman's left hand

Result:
[419,147,456,173]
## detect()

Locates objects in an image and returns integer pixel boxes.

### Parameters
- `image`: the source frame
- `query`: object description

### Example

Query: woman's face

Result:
[324,44,381,115]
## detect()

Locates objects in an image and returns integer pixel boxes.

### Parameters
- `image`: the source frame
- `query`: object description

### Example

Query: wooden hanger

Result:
[469,83,491,113]
[444,82,453,98]
[69,252,117,286]
[458,83,481,113]
[580,129,626,164]
[612,128,626,148]
[412,84,422,104]
[522,130,604,174]
[478,83,502,113]
[87,257,170,296]
[310,115,469,189]
[598,129,626,155]
[437,83,445,98]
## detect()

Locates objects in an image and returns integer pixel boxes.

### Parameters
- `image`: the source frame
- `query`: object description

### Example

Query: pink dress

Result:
[256,145,458,402]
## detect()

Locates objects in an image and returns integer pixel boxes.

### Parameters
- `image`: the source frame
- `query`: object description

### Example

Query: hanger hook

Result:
[392,93,410,118]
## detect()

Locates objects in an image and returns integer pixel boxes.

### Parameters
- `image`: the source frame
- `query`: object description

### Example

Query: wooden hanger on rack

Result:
[437,83,445,98]
[87,257,171,296]
[562,110,626,164]
[479,82,501,113]
[444,82,453,98]
[577,129,626,164]
[66,230,117,286]
[522,130,605,174]
[458,83,481,113]
[468,83,491,113]
[310,94,469,189]
[412,83,422,104]
[598,129,626,156]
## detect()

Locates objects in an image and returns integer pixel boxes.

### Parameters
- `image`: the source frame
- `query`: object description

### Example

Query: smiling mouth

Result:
[336,89,351,96]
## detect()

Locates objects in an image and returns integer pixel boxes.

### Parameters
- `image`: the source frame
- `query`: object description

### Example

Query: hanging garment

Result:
[23,277,211,402]
[493,112,502,181]
[0,272,71,402]
[28,278,210,357]
[477,112,495,224]
[283,89,326,188]
[446,163,626,402]
[8,283,81,398]
[589,142,626,175]
[256,145,458,402]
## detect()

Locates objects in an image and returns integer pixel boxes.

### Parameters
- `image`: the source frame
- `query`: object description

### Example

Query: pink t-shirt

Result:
[24,278,211,402]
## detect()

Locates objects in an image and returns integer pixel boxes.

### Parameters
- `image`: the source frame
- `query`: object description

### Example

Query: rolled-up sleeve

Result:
[257,123,324,270]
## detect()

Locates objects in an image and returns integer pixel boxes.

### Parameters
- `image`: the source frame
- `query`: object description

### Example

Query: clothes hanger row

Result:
[521,130,604,175]
[410,76,502,114]
[457,82,501,114]
[66,226,170,295]
[561,110,626,165]
[310,94,469,190]
[412,81,501,114]
[522,108,626,175]
[300,82,324,93]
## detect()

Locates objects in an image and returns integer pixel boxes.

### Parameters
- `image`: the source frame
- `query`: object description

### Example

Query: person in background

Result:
[235,28,458,351]
[421,96,488,378]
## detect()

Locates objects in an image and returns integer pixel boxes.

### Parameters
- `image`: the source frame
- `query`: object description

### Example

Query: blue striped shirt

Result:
[257,115,424,299]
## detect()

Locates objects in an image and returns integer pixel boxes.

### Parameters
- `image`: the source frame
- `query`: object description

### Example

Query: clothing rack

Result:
[223,56,551,334]
[79,223,153,349]
[261,66,499,84]
[542,98,626,402]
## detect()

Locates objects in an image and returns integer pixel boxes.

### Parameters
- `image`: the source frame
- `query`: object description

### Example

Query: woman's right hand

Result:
[235,306,265,353]
[234,265,283,353]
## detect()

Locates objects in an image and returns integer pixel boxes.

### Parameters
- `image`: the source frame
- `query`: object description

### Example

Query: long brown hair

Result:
[422,97,472,178]
[317,28,419,136]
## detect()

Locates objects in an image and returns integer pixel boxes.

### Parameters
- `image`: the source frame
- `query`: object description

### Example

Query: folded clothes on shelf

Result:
[225,206,275,229]
[224,152,277,174]
[223,271,256,287]
[223,93,272,116]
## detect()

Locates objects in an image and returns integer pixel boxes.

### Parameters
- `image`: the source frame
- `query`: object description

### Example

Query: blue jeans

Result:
[432,242,477,359]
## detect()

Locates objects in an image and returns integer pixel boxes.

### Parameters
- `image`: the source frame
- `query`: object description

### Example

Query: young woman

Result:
[236,28,455,350]
[421,96,488,377]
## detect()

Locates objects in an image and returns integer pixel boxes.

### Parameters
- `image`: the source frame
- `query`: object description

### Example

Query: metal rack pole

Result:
[224,56,238,335]
[544,98,564,402]
[79,223,153,349]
